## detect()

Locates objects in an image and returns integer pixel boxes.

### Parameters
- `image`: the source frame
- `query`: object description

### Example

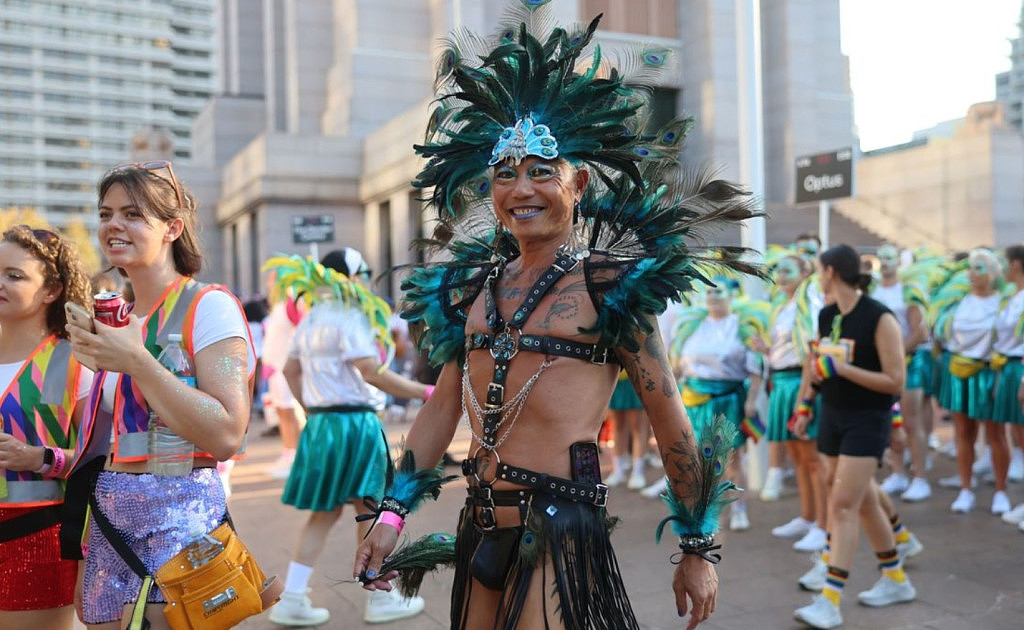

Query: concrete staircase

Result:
[831,196,947,251]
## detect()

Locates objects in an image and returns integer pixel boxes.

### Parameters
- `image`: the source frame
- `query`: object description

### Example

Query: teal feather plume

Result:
[378,532,457,598]
[385,451,458,514]
[655,414,741,542]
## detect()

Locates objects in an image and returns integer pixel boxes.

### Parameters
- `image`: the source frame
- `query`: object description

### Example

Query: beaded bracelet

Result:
[379,496,411,519]
[671,534,722,565]
[891,402,904,429]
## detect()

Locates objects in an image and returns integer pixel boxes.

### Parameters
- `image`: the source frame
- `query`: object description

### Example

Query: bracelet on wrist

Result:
[378,510,405,535]
[423,385,435,401]
[379,496,411,519]
[670,534,722,565]
[34,446,54,475]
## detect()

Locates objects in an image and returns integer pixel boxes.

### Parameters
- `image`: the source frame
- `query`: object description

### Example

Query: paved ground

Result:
[79,414,1024,629]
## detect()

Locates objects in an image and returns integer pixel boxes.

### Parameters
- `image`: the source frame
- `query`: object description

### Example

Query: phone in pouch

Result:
[570,441,602,485]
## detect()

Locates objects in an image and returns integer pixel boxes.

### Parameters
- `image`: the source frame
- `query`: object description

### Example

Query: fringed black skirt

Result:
[451,492,638,630]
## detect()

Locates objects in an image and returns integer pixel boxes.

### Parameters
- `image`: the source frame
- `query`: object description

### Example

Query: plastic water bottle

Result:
[148,333,196,476]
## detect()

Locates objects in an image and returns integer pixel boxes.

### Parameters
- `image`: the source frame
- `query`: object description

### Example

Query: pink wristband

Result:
[423,385,435,401]
[378,510,405,535]
[48,447,67,479]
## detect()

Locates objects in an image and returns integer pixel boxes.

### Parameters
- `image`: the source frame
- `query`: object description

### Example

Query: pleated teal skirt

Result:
[684,378,747,450]
[765,370,818,442]
[282,410,388,511]
[992,360,1024,425]
[940,356,994,420]
[608,378,643,410]
[905,347,934,395]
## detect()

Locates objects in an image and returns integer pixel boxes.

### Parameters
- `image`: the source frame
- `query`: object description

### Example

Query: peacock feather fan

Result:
[263,254,396,372]
[655,413,741,541]
[378,532,457,598]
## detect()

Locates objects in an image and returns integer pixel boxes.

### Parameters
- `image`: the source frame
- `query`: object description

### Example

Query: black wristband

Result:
[671,534,722,565]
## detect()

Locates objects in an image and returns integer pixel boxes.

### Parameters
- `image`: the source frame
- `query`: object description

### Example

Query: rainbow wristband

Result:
[797,399,814,417]
[891,402,904,428]
[816,356,837,379]
[378,510,405,535]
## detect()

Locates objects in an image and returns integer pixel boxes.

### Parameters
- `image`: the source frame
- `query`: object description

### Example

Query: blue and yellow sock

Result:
[821,533,831,565]
[876,548,907,583]
[890,514,910,545]
[822,565,849,606]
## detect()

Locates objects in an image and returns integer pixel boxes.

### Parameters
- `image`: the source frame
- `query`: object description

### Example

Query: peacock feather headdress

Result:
[263,254,396,371]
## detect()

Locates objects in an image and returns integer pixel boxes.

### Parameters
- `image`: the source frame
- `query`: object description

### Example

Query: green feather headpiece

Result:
[415,2,679,223]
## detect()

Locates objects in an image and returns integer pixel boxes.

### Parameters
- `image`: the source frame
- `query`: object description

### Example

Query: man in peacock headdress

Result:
[353,3,763,628]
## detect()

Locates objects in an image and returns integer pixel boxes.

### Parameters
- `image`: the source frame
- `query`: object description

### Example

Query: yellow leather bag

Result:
[949,355,985,380]
[154,522,283,630]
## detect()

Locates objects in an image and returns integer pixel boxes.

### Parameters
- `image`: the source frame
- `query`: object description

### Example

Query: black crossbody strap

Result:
[88,493,149,578]
[0,504,60,544]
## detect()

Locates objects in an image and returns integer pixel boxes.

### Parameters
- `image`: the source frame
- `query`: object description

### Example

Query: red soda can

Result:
[93,291,131,327]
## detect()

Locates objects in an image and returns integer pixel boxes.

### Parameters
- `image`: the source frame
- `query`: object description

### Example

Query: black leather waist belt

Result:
[466,332,614,365]
[0,504,60,544]
[307,405,376,414]
[461,458,608,508]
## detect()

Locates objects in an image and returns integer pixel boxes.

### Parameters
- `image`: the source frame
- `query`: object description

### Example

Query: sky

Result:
[839,0,1022,151]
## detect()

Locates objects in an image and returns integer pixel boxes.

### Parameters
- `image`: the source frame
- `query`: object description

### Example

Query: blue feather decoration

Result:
[654,414,742,541]
[385,451,458,514]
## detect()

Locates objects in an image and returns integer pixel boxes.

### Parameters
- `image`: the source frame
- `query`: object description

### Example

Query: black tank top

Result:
[818,296,895,410]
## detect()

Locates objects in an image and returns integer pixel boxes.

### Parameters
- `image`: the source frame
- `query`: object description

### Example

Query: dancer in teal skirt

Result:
[991,244,1024,523]
[268,249,434,626]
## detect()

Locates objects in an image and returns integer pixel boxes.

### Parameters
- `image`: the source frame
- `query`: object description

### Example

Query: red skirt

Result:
[0,506,77,611]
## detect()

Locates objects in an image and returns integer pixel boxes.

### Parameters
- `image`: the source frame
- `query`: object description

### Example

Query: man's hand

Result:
[672,554,718,630]
[352,522,401,591]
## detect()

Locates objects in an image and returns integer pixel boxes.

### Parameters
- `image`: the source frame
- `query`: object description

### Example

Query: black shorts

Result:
[817,402,891,461]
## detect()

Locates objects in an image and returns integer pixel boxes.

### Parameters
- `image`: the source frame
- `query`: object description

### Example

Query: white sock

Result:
[284,561,314,594]
[615,455,630,472]
[631,457,645,475]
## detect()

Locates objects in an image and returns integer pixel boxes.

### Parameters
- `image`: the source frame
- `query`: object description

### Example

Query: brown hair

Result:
[97,164,203,276]
[2,226,93,338]
[1005,244,1024,270]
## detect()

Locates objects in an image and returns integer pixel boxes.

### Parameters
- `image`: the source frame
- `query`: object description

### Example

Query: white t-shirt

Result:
[949,293,1001,360]
[993,289,1024,356]
[100,289,255,412]
[0,355,93,402]
[288,300,386,410]
[680,314,760,381]
[262,302,296,370]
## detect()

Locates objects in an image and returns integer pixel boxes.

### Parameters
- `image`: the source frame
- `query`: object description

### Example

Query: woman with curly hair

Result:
[0,225,94,630]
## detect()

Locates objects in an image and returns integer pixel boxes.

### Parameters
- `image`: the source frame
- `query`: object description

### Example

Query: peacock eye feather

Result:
[520,0,552,8]
[642,47,671,67]
[661,131,676,143]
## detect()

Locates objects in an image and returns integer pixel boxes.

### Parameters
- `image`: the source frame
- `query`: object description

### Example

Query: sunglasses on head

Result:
[16,224,58,248]
[110,160,183,209]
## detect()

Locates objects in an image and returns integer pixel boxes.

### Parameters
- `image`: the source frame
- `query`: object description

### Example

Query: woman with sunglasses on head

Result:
[933,248,1006,514]
[666,280,766,531]
[792,244,915,629]
[0,225,93,630]
[65,161,257,630]
[760,254,829,554]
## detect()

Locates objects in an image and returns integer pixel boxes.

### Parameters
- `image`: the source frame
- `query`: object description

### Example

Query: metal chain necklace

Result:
[461,355,552,451]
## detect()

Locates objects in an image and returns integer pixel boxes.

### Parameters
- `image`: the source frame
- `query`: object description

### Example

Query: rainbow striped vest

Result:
[0,336,83,507]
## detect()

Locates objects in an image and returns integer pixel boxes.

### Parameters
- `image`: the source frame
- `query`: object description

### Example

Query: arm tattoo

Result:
[666,431,700,504]
[643,331,678,398]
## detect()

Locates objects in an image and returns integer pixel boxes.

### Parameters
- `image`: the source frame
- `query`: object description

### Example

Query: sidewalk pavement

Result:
[79,414,1024,629]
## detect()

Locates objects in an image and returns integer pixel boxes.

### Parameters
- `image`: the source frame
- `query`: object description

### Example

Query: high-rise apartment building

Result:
[0,0,216,226]
[996,2,1024,131]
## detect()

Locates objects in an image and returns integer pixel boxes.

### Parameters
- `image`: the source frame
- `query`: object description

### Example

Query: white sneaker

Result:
[729,504,750,531]
[627,469,647,490]
[364,590,425,624]
[951,488,976,513]
[856,575,916,607]
[760,467,784,502]
[267,451,296,480]
[1000,502,1024,525]
[880,472,910,495]
[798,554,828,592]
[794,525,828,552]
[269,590,330,627]
[1009,449,1024,482]
[900,477,932,502]
[896,532,924,560]
[604,468,627,487]
[991,490,1012,515]
[772,516,813,539]
[938,474,975,489]
[640,477,667,499]
[937,440,957,458]
[927,433,941,450]
[645,452,664,470]
[794,594,843,629]
[972,449,993,475]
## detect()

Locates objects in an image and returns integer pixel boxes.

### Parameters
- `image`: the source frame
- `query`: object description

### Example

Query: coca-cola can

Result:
[94,291,130,327]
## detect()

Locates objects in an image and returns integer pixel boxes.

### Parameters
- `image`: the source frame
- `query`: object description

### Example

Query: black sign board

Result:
[291,215,334,244]
[795,148,853,203]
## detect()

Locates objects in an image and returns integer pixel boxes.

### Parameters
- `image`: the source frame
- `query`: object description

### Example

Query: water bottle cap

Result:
[168,333,183,343]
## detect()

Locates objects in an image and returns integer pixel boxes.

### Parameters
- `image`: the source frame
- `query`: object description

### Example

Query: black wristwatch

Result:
[36,446,55,474]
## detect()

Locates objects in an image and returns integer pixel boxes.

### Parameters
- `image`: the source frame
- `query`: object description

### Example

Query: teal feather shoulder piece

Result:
[654,414,741,541]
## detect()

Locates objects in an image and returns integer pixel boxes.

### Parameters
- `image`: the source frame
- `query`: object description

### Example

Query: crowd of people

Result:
[1,5,1023,630]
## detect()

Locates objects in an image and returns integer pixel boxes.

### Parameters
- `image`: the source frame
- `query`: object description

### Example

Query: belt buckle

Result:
[485,383,505,407]
[478,506,497,530]
[594,483,609,507]
[590,346,609,365]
